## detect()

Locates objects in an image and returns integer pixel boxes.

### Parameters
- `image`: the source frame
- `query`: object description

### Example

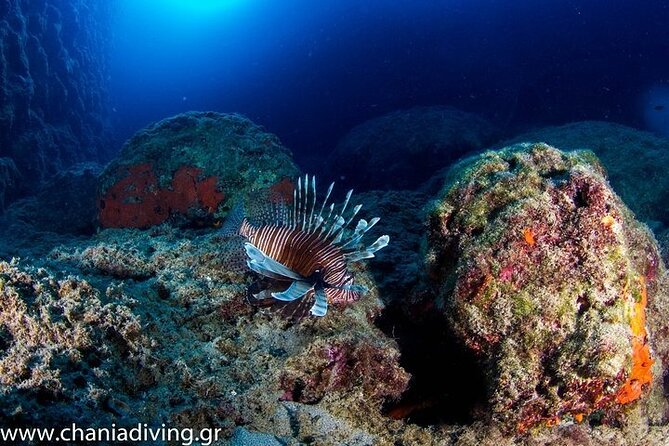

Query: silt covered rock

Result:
[425,143,669,432]
[5,162,102,234]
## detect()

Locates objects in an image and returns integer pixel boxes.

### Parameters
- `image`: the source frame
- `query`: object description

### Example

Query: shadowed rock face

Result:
[325,106,498,192]
[0,0,112,205]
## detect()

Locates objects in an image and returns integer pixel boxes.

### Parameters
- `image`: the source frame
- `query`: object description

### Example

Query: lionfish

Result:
[230,174,389,317]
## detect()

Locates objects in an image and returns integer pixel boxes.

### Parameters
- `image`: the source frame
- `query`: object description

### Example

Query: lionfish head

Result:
[233,174,389,318]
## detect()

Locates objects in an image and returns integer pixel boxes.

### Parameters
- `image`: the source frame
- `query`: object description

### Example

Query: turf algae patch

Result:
[424,142,669,434]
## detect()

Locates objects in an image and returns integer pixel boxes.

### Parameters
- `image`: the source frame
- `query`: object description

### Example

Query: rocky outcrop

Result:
[5,162,102,234]
[97,112,299,228]
[326,106,498,191]
[499,121,669,228]
[424,143,669,432]
[0,1,112,204]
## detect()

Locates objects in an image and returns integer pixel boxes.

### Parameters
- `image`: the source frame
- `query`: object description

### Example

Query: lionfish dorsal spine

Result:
[340,189,353,217]
[308,175,316,231]
[319,203,335,236]
[317,182,335,223]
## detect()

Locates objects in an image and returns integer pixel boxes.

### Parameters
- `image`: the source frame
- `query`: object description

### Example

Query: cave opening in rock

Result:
[375,302,487,426]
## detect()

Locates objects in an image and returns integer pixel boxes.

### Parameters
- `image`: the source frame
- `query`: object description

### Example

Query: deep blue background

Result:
[109,0,669,169]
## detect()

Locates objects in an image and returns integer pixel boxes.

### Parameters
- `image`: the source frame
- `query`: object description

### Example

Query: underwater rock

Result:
[0,157,19,211]
[4,162,102,234]
[228,427,285,446]
[355,190,429,303]
[0,260,152,427]
[500,121,669,227]
[658,228,669,268]
[0,218,412,443]
[0,1,113,203]
[326,106,497,191]
[424,143,669,432]
[98,111,299,228]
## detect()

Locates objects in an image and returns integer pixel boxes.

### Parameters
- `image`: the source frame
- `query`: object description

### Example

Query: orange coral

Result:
[615,275,653,405]
[268,178,295,204]
[522,227,535,246]
[99,164,224,228]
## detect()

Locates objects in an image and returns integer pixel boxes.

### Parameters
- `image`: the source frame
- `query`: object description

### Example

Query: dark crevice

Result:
[376,301,487,425]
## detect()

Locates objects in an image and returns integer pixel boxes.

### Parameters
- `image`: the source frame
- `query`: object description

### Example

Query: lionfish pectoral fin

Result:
[272,280,314,302]
[244,242,304,281]
[247,260,292,281]
[343,235,390,262]
[309,287,328,317]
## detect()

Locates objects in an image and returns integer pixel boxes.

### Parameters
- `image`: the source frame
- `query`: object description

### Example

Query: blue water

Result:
[110,0,669,169]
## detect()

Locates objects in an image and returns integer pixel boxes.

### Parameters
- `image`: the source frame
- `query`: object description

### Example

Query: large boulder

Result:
[326,106,498,191]
[97,112,299,228]
[499,121,669,228]
[355,190,429,303]
[424,143,669,432]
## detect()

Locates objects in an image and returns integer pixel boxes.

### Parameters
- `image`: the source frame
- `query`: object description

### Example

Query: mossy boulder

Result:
[425,143,669,432]
[98,112,299,228]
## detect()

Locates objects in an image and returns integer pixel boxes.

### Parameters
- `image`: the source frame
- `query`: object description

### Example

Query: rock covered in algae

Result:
[425,142,669,432]
[97,111,299,228]
[500,121,669,227]
[1,217,412,445]
[0,260,152,426]
[5,162,102,235]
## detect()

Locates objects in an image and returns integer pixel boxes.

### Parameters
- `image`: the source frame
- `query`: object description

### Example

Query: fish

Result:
[230,174,389,317]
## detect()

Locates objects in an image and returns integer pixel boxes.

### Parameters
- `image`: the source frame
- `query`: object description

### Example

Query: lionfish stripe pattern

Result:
[238,174,389,317]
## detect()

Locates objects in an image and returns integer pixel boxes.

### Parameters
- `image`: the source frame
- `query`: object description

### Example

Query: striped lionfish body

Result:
[238,174,389,317]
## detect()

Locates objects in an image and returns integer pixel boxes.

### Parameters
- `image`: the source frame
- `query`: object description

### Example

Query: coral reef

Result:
[424,142,669,432]
[0,1,112,203]
[326,106,498,191]
[99,164,224,228]
[97,112,299,228]
[658,228,669,268]
[499,121,669,228]
[0,260,152,427]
